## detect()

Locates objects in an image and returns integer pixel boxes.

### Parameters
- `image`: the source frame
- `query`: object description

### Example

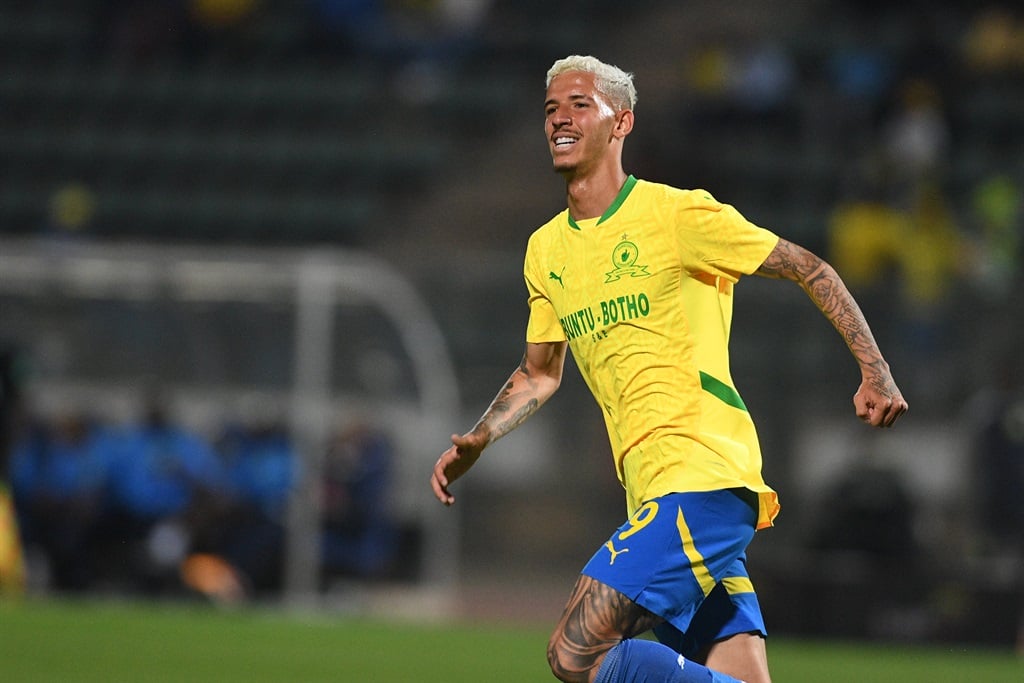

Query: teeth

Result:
[555,137,575,146]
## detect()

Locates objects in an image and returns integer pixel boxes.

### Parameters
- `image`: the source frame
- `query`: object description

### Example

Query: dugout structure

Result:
[0,237,460,605]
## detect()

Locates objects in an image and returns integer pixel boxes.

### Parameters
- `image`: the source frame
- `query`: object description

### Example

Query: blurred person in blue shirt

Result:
[205,415,299,594]
[11,412,115,591]
[219,417,297,524]
[321,421,398,580]
[106,396,225,593]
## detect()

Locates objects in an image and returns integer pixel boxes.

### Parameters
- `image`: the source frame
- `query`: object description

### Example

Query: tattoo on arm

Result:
[487,394,540,441]
[759,240,893,388]
[473,356,548,444]
[548,575,662,680]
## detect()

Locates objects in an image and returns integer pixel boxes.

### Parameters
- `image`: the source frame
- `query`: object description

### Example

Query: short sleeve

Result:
[524,234,567,343]
[675,190,780,281]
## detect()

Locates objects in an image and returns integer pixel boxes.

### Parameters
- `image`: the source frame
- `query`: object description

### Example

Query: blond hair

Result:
[546,55,637,110]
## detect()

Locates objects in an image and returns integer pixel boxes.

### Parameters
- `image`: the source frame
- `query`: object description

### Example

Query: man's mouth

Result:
[553,137,577,148]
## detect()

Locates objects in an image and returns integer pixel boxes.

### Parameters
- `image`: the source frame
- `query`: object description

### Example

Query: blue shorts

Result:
[581,489,767,657]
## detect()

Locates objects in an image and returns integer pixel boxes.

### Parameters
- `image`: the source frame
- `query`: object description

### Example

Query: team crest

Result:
[605,236,650,282]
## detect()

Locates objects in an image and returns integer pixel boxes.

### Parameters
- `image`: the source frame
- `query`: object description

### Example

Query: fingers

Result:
[430,470,454,506]
[431,432,485,505]
[431,453,455,506]
[872,394,908,428]
[854,392,908,428]
[431,439,465,506]
[882,396,908,427]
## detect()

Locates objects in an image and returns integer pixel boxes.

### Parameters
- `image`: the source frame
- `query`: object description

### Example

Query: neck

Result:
[564,166,629,222]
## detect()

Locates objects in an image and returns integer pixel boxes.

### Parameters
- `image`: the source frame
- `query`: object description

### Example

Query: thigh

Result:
[582,489,757,633]
[653,553,767,659]
[547,573,663,682]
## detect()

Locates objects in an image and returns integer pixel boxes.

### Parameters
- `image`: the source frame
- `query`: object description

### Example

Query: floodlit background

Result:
[1,0,1022,655]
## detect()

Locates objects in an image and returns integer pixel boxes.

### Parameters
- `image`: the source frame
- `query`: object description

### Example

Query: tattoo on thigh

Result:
[549,575,663,680]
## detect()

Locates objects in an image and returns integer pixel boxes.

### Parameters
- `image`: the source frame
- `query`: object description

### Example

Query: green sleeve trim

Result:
[699,371,748,412]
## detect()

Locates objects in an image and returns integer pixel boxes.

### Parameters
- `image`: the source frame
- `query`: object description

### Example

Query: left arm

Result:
[755,237,908,427]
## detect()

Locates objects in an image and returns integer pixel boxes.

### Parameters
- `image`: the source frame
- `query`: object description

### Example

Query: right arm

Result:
[431,340,567,505]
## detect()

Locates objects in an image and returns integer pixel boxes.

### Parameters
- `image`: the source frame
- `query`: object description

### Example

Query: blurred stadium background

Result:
[1,0,1023,662]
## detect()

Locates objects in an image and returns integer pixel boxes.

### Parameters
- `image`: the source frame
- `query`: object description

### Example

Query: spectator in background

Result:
[822,29,966,410]
[970,171,1022,300]
[880,78,950,204]
[681,40,796,131]
[961,6,1024,78]
[10,413,114,592]
[829,169,966,407]
[219,414,296,524]
[896,184,967,388]
[0,344,28,594]
[828,180,907,298]
[0,488,22,595]
[198,413,298,595]
[44,183,97,245]
[106,394,225,594]
[321,421,397,580]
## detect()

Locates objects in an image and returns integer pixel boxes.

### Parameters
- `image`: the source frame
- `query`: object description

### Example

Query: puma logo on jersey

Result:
[549,267,566,288]
[604,540,629,565]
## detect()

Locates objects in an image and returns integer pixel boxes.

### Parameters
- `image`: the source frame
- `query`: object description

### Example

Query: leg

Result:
[702,633,769,683]
[548,575,745,683]
[547,573,662,683]
[554,491,760,682]
[654,556,769,682]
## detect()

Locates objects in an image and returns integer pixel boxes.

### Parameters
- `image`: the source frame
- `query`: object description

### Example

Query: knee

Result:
[546,631,578,683]
[547,629,599,683]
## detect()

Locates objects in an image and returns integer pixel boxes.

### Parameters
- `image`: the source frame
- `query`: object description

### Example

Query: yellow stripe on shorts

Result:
[675,506,716,596]
[721,576,755,595]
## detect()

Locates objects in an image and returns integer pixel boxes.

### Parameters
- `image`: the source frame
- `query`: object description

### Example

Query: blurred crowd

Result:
[0,379,403,602]
[646,2,1024,415]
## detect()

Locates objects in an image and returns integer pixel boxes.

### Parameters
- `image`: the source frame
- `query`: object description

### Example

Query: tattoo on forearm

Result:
[489,380,517,416]
[491,398,540,441]
[761,240,890,387]
[548,575,662,680]
[476,364,545,443]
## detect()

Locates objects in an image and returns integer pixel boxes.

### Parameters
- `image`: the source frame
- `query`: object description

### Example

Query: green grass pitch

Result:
[1,598,1021,681]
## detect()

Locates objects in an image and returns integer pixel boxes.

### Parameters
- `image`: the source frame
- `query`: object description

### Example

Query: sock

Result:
[593,638,743,683]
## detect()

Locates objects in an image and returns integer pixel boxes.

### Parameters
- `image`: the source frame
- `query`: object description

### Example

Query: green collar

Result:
[567,175,638,230]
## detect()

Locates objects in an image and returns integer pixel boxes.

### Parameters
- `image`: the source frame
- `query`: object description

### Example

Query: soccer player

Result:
[431,55,908,683]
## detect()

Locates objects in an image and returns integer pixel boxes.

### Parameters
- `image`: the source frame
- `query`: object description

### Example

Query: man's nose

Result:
[551,112,572,127]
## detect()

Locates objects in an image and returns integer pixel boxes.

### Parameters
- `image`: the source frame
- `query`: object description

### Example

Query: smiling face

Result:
[544,70,630,177]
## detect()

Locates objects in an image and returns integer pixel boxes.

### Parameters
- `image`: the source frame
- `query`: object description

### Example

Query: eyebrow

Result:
[544,93,593,109]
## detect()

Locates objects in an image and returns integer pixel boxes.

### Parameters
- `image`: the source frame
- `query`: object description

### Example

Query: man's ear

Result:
[613,109,634,139]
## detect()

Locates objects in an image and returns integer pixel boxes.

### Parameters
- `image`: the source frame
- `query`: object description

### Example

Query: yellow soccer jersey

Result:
[525,176,781,528]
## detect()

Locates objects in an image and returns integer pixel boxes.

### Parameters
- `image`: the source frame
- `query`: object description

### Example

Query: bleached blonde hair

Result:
[546,55,637,111]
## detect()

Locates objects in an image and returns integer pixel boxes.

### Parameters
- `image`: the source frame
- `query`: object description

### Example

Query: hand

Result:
[430,430,487,506]
[853,376,908,428]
